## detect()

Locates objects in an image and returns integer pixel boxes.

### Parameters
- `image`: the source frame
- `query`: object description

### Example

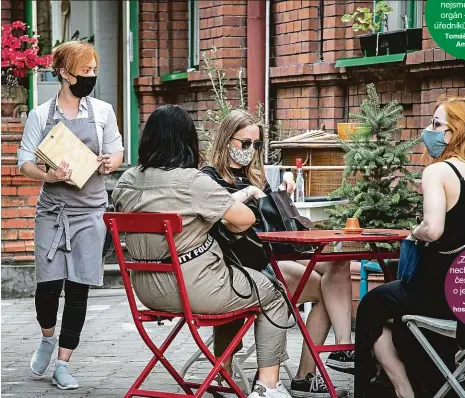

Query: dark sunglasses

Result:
[231,137,264,150]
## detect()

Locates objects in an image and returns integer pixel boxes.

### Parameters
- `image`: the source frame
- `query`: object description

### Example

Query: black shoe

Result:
[325,351,355,375]
[290,373,348,398]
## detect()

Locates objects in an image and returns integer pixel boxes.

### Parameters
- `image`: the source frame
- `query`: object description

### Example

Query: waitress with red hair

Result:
[18,41,123,390]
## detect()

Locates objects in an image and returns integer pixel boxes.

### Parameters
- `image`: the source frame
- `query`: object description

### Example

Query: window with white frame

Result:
[188,0,200,69]
[384,0,424,31]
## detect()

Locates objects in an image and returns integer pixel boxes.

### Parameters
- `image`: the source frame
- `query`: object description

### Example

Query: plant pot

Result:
[1,85,28,118]
[1,99,17,118]
[337,123,358,140]
[406,28,422,51]
[380,28,422,55]
[359,33,387,57]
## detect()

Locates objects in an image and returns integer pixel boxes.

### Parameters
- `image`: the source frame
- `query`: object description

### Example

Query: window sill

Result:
[161,71,188,82]
[335,53,407,68]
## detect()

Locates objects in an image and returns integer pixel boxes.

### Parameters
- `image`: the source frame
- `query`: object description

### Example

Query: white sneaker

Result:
[248,380,292,398]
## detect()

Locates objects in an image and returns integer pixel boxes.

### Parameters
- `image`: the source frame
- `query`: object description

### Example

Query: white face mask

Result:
[228,143,255,166]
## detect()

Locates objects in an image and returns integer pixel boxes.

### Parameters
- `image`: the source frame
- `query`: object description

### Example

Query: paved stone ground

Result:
[2,289,354,397]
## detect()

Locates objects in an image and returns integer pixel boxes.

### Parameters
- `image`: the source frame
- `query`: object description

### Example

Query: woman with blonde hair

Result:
[203,109,352,398]
[354,96,465,397]
[18,41,124,389]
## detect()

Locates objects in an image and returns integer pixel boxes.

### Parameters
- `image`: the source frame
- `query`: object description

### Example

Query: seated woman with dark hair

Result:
[112,105,292,398]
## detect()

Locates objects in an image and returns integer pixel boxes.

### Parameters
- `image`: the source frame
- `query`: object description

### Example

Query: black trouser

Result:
[354,280,457,397]
[35,279,89,350]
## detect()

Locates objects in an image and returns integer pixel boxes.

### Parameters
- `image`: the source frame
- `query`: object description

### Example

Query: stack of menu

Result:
[35,121,101,189]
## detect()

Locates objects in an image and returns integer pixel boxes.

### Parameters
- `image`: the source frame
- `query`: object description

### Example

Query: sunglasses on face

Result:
[431,117,450,130]
[231,137,264,150]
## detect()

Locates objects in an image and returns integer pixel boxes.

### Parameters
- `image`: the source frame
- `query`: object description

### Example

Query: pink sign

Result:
[445,250,465,323]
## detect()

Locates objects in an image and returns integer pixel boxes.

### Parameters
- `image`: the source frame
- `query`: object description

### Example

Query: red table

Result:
[257,229,409,398]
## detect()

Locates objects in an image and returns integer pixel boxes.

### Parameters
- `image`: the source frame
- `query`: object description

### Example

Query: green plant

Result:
[51,30,95,50]
[325,83,422,249]
[341,1,393,33]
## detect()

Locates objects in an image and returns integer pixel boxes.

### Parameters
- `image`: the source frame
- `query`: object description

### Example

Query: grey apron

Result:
[34,97,107,286]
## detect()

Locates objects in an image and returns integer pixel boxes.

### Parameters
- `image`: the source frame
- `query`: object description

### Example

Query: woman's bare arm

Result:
[222,200,255,233]
[412,164,447,242]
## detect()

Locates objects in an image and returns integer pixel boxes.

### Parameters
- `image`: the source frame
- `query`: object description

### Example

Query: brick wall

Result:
[272,0,319,67]
[139,0,189,78]
[1,0,25,26]
[2,0,465,266]
[1,119,39,264]
[136,0,247,126]
[134,0,465,164]
[199,1,247,70]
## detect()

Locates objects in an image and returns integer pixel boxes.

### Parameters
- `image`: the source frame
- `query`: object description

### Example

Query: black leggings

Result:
[354,280,458,397]
[35,279,89,350]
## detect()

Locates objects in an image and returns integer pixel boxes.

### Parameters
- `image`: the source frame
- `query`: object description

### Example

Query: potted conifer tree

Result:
[327,83,422,242]
[326,83,423,317]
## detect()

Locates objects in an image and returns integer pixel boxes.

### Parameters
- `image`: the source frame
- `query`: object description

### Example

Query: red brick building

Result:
[2,0,465,296]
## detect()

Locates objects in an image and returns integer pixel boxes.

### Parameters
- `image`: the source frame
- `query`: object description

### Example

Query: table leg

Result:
[269,245,340,398]
[368,242,394,282]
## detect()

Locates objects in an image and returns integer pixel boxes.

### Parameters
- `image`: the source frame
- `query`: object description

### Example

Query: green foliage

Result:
[325,84,423,248]
[341,1,393,33]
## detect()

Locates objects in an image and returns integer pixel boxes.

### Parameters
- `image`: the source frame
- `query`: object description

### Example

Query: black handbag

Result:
[256,190,314,254]
[210,221,296,329]
[210,222,269,272]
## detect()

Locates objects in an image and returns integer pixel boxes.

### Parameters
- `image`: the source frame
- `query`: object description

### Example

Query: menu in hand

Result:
[35,121,102,189]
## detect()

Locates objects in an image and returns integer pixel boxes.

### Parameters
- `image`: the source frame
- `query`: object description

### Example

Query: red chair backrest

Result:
[103,212,194,320]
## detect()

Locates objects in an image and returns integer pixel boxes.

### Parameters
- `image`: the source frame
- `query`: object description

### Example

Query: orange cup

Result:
[345,218,360,229]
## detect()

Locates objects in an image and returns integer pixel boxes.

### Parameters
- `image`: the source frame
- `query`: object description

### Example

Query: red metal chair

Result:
[103,212,260,398]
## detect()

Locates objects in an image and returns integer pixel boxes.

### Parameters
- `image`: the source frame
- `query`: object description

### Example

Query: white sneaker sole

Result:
[291,388,348,398]
[325,359,354,369]
[53,378,79,390]
[291,390,330,398]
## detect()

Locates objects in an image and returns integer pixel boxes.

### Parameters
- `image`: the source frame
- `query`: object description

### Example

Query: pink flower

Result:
[11,21,26,30]
[1,21,52,84]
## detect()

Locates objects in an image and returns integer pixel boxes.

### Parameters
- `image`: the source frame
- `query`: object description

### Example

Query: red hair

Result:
[52,41,99,81]
[423,95,465,164]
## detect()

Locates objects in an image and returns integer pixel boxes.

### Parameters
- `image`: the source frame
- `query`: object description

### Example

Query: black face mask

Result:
[66,71,97,98]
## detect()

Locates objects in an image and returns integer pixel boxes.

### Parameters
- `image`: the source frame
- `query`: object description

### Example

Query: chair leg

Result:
[406,321,465,398]
[190,316,257,398]
[232,356,252,394]
[127,317,195,397]
[180,335,214,378]
[283,360,293,381]
[434,356,465,398]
